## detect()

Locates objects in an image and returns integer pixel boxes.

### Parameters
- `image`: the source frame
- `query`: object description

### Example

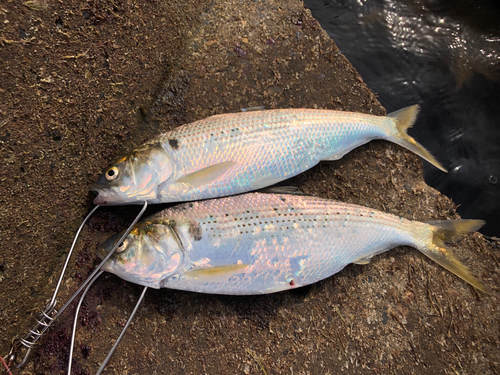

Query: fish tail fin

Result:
[419,219,492,294]
[387,105,448,172]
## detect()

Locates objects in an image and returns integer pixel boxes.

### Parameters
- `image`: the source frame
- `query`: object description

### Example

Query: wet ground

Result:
[0,0,498,374]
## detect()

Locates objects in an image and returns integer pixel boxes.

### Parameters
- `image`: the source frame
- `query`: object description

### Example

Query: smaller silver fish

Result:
[98,193,491,295]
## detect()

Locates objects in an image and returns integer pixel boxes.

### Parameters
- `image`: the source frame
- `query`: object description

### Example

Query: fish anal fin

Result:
[251,176,286,190]
[176,161,236,188]
[322,150,350,161]
[352,255,374,265]
[184,264,249,280]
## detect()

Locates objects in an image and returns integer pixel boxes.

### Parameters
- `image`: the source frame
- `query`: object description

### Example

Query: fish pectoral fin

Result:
[352,255,374,265]
[176,161,236,188]
[184,264,249,280]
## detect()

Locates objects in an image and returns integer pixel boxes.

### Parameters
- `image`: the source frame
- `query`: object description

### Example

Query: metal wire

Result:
[52,201,147,322]
[67,202,149,374]
[10,205,100,368]
[96,286,148,375]
[67,270,103,375]
[61,201,146,373]
[5,201,148,370]
[51,205,102,311]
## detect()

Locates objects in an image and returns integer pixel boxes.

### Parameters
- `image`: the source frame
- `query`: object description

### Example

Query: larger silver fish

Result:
[91,106,446,205]
[98,193,490,294]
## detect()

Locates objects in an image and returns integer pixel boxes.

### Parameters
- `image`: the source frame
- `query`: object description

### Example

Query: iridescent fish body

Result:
[98,193,490,295]
[91,106,446,205]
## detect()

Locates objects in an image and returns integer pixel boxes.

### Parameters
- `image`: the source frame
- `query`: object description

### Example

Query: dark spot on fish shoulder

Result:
[165,219,177,232]
[169,139,179,150]
[188,221,202,241]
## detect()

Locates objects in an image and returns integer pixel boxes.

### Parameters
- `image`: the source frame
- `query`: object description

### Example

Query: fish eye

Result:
[116,239,127,253]
[105,166,119,181]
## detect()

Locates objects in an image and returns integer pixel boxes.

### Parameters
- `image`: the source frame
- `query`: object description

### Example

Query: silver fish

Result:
[98,193,490,295]
[91,106,446,205]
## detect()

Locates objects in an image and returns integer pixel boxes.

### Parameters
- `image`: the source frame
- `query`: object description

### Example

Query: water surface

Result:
[305,0,500,235]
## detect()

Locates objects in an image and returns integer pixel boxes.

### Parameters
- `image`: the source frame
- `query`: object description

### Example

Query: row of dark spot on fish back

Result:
[195,199,380,238]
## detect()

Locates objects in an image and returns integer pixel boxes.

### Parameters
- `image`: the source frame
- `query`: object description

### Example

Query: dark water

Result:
[304,0,500,235]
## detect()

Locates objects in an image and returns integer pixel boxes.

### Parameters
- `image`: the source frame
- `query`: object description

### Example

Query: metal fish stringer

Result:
[1,201,148,374]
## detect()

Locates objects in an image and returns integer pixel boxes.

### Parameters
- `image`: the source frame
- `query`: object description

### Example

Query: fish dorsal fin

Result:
[260,186,305,195]
[352,255,374,265]
[241,106,266,112]
[184,264,249,281]
[176,161,236,188]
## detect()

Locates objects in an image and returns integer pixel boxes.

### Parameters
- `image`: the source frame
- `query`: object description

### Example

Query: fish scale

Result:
[159,110,389,201]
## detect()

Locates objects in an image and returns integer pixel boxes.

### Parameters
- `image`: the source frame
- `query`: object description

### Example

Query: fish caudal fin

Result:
[420,219,492,294]
[388,105,447,173]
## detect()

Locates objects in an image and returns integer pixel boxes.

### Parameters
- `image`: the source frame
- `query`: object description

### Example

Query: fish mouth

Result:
[96,246,108,260]
[90,187,114,206]
[95,247,116,274]
[90,186,149,206]
[93,193,109,206]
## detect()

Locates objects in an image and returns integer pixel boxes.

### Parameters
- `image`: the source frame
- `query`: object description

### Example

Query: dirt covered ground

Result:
[0,0,498,374]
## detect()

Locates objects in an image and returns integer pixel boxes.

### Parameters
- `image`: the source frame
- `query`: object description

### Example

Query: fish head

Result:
[91,144,172,205]
[97,221,184,288]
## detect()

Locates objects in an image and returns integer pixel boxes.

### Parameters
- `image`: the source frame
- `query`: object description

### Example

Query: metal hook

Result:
[62,201,147,373]
[4,344,16,372]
